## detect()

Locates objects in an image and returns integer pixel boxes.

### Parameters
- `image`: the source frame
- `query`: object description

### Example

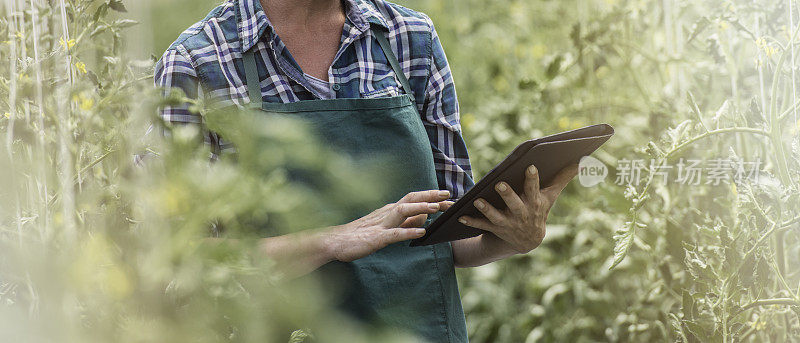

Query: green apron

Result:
[241,26,468,342]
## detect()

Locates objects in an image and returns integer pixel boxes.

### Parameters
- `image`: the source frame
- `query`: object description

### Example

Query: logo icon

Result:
[578,155,607,187]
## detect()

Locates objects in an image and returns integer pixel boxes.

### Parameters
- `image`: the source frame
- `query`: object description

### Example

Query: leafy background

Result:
[1,0,798,342]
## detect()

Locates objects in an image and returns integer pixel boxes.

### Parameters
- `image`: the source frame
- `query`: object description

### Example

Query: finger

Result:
[494,182,527,219]
[473,198,509,226]
[543,164,579,200]
[400,201,453,228]
[524,165,540,202]
[398,190,451,204]
[386,202,440,226]
[439,200,455,212]
[400,214,427,228]
[381,227,427,245]
[457,216,503,234]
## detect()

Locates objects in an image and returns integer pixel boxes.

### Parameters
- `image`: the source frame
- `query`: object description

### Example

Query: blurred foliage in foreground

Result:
[2,0,800,342]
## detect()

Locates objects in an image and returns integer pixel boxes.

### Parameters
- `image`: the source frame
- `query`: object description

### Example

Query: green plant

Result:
[0,1,403,342]
[2,0,799,342]
[403,0,799,341]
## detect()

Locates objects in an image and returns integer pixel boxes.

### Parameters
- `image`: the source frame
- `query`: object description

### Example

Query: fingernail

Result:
[429,203,440,210]
[528,165,537,175]
[458,217,467,224]
[496,182,508,192]
[415,228,426,235]
[438,190,450,197]
[474,199,485,209]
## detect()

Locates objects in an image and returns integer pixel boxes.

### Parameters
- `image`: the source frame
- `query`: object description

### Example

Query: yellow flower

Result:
[492,76,509,92]
[558,117,571,130]
[59,37,76,50]
[3,112,10,119]
[67,234,133,299]
[74,61,87,74]
[532,44,547,59]
[724,0,735,12]
[595,65,609,79]
[558,117,586,130]
[462,113,475,129]
[72,92,94,111]
[765,45,777,58]
[105,265,133,299]
[718,20,729,32]
[80,98,94,111]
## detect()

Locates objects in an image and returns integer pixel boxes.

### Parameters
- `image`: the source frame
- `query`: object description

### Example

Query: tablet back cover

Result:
[410,124,613,246]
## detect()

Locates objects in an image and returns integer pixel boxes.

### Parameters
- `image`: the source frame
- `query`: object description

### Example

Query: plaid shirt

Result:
[154,0,474,198]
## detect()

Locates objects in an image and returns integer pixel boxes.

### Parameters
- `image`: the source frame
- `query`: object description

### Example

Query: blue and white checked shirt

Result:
[154,0,474,198]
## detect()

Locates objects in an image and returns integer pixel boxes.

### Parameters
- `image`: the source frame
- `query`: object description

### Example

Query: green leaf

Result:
[667,119,693,147]
[288,329,313,343]
[108,0,127,13]
[90,24,109,38]
[684,249,717,283]
[610,220,639,269]
[86,71,101,88]
[684,320,710,342]
[687,16,710,43]
[545,55,564,80]
[92,3,108,22]
[113,19,138,29]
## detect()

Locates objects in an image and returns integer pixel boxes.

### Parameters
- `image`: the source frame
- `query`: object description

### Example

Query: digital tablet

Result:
[409,123,614,247]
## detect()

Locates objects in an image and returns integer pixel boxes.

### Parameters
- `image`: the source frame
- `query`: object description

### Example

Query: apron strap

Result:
[372,27,415,100]
[242,48,263,108]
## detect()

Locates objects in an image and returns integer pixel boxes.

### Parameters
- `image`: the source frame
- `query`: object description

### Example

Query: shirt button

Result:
[332,83,341,91]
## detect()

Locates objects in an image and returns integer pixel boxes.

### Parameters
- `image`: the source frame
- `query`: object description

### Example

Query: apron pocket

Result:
[361,85,401,99]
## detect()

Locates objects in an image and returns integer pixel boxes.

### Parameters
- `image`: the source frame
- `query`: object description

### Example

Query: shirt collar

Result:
[236,0,389,53]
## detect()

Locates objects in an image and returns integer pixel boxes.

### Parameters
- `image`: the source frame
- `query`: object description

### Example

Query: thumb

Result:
[544,164,579,199]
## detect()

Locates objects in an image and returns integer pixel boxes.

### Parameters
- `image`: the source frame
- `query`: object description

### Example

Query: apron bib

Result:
[240,26,468,342]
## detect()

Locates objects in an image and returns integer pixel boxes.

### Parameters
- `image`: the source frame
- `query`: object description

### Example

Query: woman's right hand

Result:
[323,190,453,262]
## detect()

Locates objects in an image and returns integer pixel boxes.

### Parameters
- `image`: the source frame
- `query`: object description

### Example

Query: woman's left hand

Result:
[458,164,579,254]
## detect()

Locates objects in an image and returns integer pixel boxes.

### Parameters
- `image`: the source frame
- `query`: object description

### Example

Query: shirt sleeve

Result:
[153,45,222,158]
[420,19,474,199]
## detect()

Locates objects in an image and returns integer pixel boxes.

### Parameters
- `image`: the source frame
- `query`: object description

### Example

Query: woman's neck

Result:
[260,0,345,30]
[257,0,346,80]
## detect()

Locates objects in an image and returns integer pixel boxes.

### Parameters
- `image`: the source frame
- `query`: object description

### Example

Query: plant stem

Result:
[29,0,49,242]
[777,97,800,121]
[757,15,770,125]
[743,298,800,311]
[790,0,798,146]
[5,0,22,246]
[768,20,800,189]
[666,127,770,157]
[775,231,786,280]
[57,0,75,244]
[687,91,710,132]
[45,149,116,208]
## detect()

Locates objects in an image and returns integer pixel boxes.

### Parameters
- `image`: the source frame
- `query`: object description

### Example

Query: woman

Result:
[155,0,577,341]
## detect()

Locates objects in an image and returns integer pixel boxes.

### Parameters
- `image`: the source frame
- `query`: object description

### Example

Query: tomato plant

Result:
[406,0,800,341]
[2,0,798,342]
